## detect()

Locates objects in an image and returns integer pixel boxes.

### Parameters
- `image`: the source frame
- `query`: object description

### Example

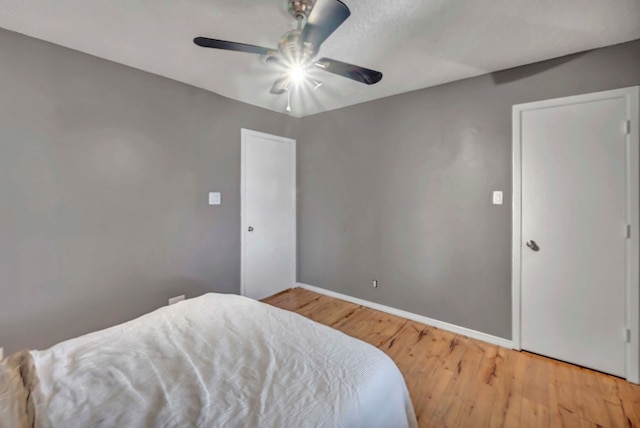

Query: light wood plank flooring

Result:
[263,288,640,427]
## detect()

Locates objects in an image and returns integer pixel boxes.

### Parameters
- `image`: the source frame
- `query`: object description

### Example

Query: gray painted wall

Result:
[297,39,640,339]
[1,23,638,353]
[0,28,297,353]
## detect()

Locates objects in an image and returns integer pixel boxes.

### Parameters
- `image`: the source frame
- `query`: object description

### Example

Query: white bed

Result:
[1,293,417,428]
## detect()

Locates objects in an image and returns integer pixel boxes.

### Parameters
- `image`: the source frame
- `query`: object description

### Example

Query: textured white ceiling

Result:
[0,0,639,117]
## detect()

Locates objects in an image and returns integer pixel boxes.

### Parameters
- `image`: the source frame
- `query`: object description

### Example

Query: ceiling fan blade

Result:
[270,74,291,94]
[301,0,350,48]
[315,58,383,85]
[193,37,272,55]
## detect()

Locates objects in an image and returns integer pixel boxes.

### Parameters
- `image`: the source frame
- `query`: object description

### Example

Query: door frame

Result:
[240,128,297,299]
[511,86,639,383]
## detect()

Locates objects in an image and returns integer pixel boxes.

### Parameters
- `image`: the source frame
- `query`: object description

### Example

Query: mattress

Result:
[12,293,417,427]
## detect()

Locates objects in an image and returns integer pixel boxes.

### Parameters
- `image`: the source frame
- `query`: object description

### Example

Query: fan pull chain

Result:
[286,89,292,113]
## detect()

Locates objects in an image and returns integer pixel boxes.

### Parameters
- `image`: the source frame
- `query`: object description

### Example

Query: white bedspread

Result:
[29,293,417,428]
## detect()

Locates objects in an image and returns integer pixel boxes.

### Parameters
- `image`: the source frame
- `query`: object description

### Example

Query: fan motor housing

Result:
[278,29,317,65]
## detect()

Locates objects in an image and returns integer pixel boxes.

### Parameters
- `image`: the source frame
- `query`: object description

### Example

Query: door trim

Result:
[511,86,639,383]
[240,128,297,299]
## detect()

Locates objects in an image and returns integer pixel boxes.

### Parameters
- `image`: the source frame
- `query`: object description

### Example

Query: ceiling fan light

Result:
[288,64,307,84]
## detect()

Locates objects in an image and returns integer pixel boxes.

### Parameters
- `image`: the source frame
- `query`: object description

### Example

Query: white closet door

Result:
[519,91,632,377]
[241,129,296,301]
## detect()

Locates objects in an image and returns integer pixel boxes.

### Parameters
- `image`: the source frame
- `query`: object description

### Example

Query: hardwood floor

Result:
[263,288,640,427]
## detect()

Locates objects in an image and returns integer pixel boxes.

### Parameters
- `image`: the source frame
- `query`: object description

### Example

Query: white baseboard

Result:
[297,283,513,349]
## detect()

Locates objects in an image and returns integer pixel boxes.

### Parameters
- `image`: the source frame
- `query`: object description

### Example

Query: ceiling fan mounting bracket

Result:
[287,0,315,20]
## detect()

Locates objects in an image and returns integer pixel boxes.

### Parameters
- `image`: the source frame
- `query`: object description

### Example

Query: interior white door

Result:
[519,92,632,377]
[241,129,296,301]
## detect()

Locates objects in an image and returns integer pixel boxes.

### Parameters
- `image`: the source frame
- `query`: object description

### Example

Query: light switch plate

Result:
[492,191,503,205]
[208,192,221,206]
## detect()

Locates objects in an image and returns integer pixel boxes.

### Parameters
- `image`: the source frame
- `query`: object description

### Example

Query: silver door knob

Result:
[526,240,540,252]
[248,226,254,232]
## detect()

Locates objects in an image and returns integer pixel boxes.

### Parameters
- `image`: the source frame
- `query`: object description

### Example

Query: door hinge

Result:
[623,120,631,135]
[626,224,632,239]
[626,328,632,343]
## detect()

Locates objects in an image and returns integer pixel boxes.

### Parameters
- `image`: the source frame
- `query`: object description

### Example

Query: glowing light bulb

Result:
[288,64,306,84]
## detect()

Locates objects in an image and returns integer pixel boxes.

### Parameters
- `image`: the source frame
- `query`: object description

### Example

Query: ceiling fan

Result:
[194,0,382,109]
